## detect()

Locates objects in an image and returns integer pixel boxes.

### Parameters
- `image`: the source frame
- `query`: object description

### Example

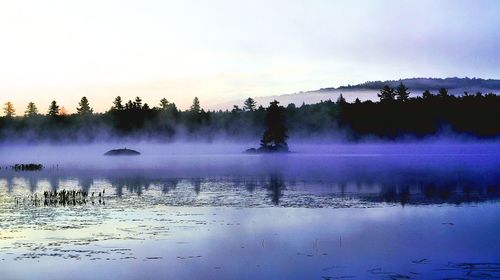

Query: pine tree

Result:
[77,96,93,115]
[125,100,134,110]
[336,94,346,104]
[48,101,59,116]
[378,85,395,102]
[260,100,288,152]
[25,102,39,117]
[159,98,170,110]
[422,90,433,99]
[395,82,410,101]
[133,97,142,109]
[232,105,242,113]
[438,88,449,98]
[112,96,124,110]
[190,97,201,113]
[243,97,256,111]
[3,102,15,117]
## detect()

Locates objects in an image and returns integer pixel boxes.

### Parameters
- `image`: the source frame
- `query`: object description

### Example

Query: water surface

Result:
[0,143,499,279]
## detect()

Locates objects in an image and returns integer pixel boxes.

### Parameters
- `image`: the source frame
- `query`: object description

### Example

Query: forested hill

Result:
[320,77,500,91]
[212,77,500,110]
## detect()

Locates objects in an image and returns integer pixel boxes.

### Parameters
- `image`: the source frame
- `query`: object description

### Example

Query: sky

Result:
[0,0,499,113]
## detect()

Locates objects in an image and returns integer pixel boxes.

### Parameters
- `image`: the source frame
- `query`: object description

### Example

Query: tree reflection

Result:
[266,175,286,205]
[0,168,499,206]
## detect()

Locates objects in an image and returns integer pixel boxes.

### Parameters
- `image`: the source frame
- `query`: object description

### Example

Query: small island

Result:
[11,163,44,171]
[246,100,290,153]
[104,148,141,156]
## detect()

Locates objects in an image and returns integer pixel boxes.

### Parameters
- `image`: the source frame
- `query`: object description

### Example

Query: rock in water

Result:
[104,148,141,156]
[244,145,290,154]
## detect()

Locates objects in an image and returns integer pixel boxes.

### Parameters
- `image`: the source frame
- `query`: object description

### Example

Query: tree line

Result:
[339,83,500,139]
[0,96,269,141]
[1,83,499,142]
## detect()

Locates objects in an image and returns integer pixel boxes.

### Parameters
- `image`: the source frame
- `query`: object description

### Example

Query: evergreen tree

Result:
[3,102,15,117]
[134,97,142,109]
[48,101,60,116]
[125,100,134,110]
[190,97,201,113]
[25,102,39,117]
[422,90,433,99]
[336,94,347,104]
[378,85,395,102]
[395,82,410,101]
[158,98,178,118]
[112,96,124,110]
[186,97,203,128]
[232,105,242,113]
[159,98,170,110]
[77,96,93,115]
[243,97,256,111]
[260,100,288,152]
[170,103,178,113]
[438,88,449,98]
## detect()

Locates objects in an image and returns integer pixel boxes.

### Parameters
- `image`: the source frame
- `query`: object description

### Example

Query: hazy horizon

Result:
[1,2,499,279]
[1,0,499,113]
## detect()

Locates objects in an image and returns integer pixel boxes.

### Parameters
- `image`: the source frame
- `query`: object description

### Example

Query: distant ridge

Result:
[210,77,500,110]
[320,77,500,91]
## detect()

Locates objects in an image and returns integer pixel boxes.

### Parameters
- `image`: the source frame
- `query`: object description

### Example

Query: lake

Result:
[0,143,499,279]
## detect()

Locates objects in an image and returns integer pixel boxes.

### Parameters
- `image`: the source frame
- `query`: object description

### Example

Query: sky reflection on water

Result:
[0,145,499,279]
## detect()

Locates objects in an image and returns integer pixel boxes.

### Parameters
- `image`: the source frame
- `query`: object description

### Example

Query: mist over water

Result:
[1,0,499,277]
[1,141,499,279]
[1,141,500,205]
[2,141,500,169]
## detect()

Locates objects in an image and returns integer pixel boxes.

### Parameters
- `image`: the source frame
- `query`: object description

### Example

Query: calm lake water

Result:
[0,143,499,279]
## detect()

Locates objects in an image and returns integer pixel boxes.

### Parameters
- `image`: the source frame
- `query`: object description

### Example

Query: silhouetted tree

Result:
[1,86,500,142]
[395,82,410,101]
[134,97,142,109]
[190,97,201,113]
[158,98,178,115]
[125,100,134,110]
[438,88,449,98]
[336,94,347,104]
[378,85,395,102]
[232,105,242,113]
[112,96,124,110]
[24,102,39,117]
[159,98,170,110]
[134,96,142,109]
[3,101,15,117]
[47,101,59,117]
[422,90,433,99]
[186,97,203,129]
[244,97,257,111]
[260,100,288,151]
[76,96,93,115]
